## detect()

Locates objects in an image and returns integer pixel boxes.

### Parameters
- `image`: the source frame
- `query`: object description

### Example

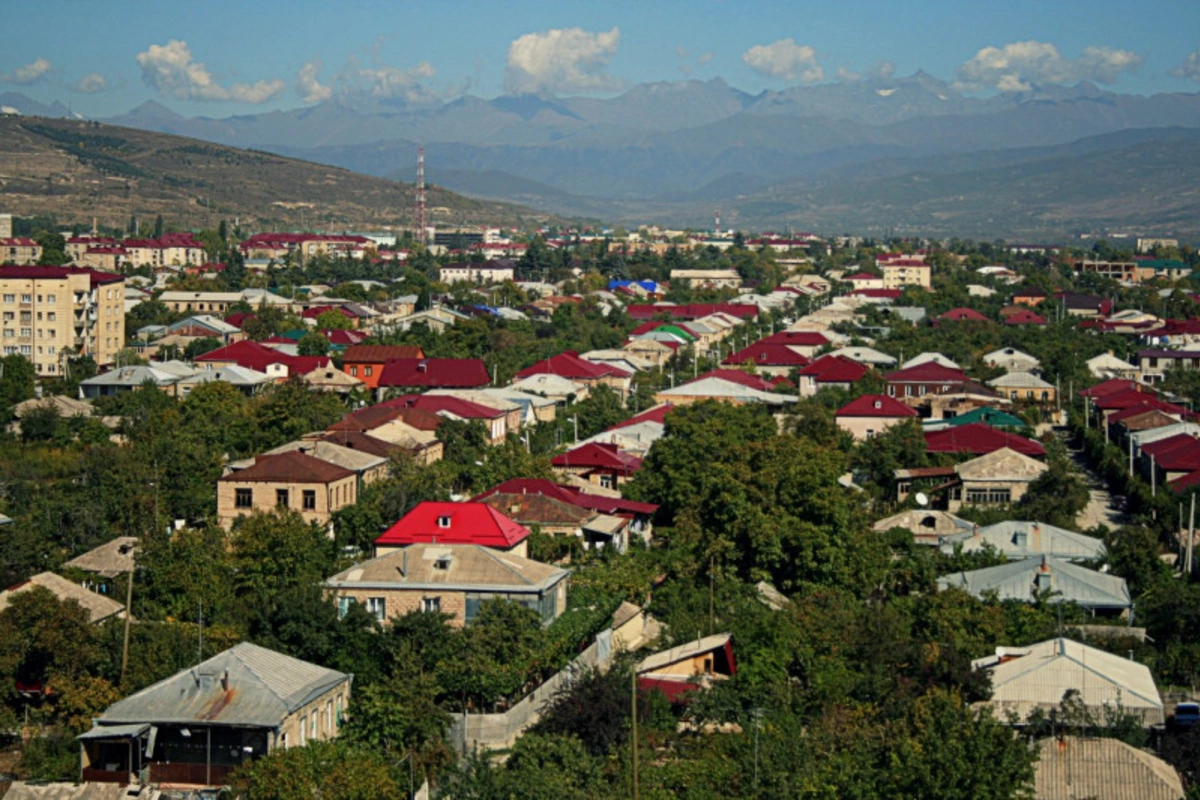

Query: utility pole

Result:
[709,556,715,635]
[1188,493,1195,577]
[119,563,134,685]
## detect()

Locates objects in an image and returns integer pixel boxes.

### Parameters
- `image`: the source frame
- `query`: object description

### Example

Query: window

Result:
[866,429,876,439]
[336,695,343,727]
[904,385,913,397]
[276,489,289,508]
[19,328,30,338]
[422,596,441,613]
[366,597,386,621]
[310,714,317,741]
[1,313,9,321]
[965,487,1011,505]
[349,366,358,376]
[47,330,55,339]
[46,295,55,304]
[337,597,356,619]
[299,716,307,745]
[325,701,333,734]
[19,294,30,303]
[364,366,373,377]
[303,490,316,510]
[235,488,253,508]
[436,515,451,529]
[887,385,896,397]
[599,474,615,489]
[2,295,12,303]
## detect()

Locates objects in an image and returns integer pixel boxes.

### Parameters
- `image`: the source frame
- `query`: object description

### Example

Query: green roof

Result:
[944,406,1028,429]
[656,324,696,342]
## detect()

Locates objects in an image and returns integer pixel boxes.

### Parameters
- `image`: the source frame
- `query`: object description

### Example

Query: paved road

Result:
[1070,450,1127,531]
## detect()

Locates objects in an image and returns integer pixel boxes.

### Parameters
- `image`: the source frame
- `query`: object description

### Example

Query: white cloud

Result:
[136,39,284,103]
[695,52,714,67]
[360,61,435,98]
[1171,44,1200,81]
[836,67,860,82]
[742,38,823,84]
[505,27,622,94]
[870,61,896,81]
[955,40,1142,93]
[74,73,106,94]
[296,59,332,103]
[2,57,53,85]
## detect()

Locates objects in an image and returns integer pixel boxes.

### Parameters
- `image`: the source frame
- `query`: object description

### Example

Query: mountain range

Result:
[7,72,1200,237]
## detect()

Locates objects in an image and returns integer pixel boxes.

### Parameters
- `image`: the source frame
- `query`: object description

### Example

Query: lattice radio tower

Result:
[415,145,427,244]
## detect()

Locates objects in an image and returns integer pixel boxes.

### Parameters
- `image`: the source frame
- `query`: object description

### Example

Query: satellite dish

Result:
[915,492,929,507]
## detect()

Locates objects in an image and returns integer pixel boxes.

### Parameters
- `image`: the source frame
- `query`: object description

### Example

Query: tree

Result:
[0,354,35,416]
[342,663,454,778]
[298,331,331,357]
[230,740,401,800]
[316,310,353,330]
[153,214,164,238]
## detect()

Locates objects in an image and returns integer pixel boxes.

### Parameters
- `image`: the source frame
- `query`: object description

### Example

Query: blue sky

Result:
[4,0,1200,117]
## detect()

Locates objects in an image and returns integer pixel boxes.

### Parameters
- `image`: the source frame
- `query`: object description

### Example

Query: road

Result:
[1070,449,1127,531]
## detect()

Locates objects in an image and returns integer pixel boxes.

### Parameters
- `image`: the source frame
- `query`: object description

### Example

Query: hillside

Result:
[0,116,547,231]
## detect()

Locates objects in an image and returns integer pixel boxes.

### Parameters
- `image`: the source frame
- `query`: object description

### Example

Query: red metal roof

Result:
[885,362,970,384]
[938,307,990,322]
[376,358,490,389]
[1079,378,1142,399]
[924,423,1046,457]
[375,501,529,549]
[836,394,918,418]
[626,303,758,321]
[552,442,642,474]
[472,478,658,516]
[1094,387,1166,411]
[691,370,776,391]
[1004,309,1048,326]
[609,404,675,430]
[842,271,882,282]
[196,339,330,374]
[1168,469,1200,491]
[849,288,903,299]
[515,351,630,380]
[760,330,830,347]
[220,450,354,484]
[0,265,123,286]
[379,393,505,419]
[799,354,870,383]
[723,342,810,368]
[1107,398,1188,424]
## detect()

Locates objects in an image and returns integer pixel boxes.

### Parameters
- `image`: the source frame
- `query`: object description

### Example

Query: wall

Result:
[448,628,614,754]
[334,588,469,627]
[276,680,352,750]
[836,415,909,442]
[217,475,357,529]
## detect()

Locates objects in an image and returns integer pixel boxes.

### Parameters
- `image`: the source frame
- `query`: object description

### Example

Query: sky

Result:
[4,0,1200,118]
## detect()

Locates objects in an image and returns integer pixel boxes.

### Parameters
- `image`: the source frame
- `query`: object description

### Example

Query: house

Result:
[884,362,970,402]
[831,346,896,368]
[1086,351,1139,380]
[926,381,1009,421]
[481,492,634,552]
[1058,292,1113,318]
[0,236,44,265]
[924,423,1046,458]
[78,643,351,788]
[0,572,125,623]
[552,442,643,489]
[878,259,931,289]
[506,372,589,404]
[217,451,358,530]
[637,633,736,704]
[254,440,391,487]
[797,355,869,397]
[897,447,1047,511]
[653,376,798,408]
[515,351,631,396]
[901,352,961,370]
[79,365,180,399]
[972,638,1163,726]
[379,394,510,444]
[326,544,569,627]
[669,269,741,288]
[1012,286,1048,307]
[63,536,138,579]
[835,394,917,441]
[302,364,365,394]
[1138,348,1200,384]
[340,345,425,389]
[937,307,990,324]
[374,501,531,558]
[987,371,1057,404]
[872,510,973,545]
[1032,736,1184,800]
[175,365,275,397]
[319,426,443,466]
[721,342,810,376]
[1003,308,1048,327]
[473,478,657,542]
[938,555,1132,614]
[438,261,515,284]
[841,271,884,291]
[196,340,330,380]
[940,521,1106,561]
[929,405,1029,431]
[375,357,490,395]
[983,347,1041,373]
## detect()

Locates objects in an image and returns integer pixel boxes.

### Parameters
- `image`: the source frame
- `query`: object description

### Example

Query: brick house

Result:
[325,543,569,627]
[884,362,971,403]
[217,451,358,529]
[374,501,531,558]
[339,344,425,389]
[835,394,918,441]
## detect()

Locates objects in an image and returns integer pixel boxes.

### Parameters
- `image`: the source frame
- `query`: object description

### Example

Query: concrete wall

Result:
[836,415,909,442]
[335,587,470,627]
[217,475,357,529]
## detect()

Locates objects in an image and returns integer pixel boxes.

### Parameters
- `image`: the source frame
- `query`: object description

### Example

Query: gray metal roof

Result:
[940,521,1106,561]
[1033,736,1184,800]
[96,642,350,729]
[937,556,1131,609]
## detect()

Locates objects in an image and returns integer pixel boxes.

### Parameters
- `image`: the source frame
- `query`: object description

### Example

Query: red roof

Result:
[608,404,675,429]
[938,307,990,322]
[1004,309,1048,326]
[196,339,330,374]
[849,288,903,299]
[1094,387,1164,411]
[0,265,123,286]
[1168,469,1200,491]
[759,330,829,347]
[472,478,658,517]
[629,321,668,336]
[220,450,353,484]
[1140,433,1198,459]
[799,355,870,383]
[924,423,1046,457]
[836,394,918,418]
[842,272,882,282]
[722,342,810,368]
[374,502,529,549]
[885,362,970,384]
[1107,401,1185,425]
[379,394,505,419]
[376,358,490,389]
[1079,378,1141,399]
[515,351,630,381]
[552,442,642,474]
[323,329,369,346]
[342,345,425,363]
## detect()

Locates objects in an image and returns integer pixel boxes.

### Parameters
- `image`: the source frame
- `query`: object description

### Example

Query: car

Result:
[1171,702,1200,732]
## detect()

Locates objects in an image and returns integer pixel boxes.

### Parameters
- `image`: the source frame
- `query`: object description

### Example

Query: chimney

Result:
[220,670,229,691]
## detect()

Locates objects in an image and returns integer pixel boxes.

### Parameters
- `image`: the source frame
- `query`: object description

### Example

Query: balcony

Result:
[149,761,236,786]
[81,766,133,785]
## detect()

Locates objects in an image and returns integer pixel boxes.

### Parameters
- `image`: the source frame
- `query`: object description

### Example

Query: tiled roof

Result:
[376,358,490,388]
[375,502,530,549]
[482,493,593,525]
[836,394,917,418]
[220,450,354,484]
[924,423,1046,457]
[342,344,425,363]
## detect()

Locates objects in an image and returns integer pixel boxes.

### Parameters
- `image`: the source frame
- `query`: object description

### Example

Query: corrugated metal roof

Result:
[941,521,1105,561]
[97,642,350,728]
[1034,736,1183,800]
[937,556,1131,609]
[326,543,568,592]
[974,638,1163,724]
[0,572,124,623]
[638,633,731,674]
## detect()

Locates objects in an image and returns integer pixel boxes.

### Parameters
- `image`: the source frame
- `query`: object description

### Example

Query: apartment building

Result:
[0,237,44,266]
[0,266,125,374]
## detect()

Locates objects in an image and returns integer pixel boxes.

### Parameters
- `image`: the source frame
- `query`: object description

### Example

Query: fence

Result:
[449,627,614,755]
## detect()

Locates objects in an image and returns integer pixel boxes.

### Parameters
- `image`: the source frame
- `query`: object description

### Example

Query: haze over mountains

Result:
[7,72,1200,237]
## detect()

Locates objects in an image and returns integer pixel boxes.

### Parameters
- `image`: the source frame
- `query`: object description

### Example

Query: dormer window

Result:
[873,400,882,410]
[434,556,452,570]
[437,515,451,529]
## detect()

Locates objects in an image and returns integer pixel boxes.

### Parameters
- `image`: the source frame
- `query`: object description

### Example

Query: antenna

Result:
[915,492,929,507]
[416,145,427,245]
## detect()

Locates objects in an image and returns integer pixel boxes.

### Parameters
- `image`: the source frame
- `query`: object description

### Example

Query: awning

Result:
[78,723,150,741]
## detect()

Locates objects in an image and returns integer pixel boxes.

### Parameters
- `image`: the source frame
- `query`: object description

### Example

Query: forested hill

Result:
[0,116,548,231]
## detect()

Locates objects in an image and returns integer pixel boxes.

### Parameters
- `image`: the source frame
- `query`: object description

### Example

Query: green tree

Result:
[342,663,454,778]
[298,331,331,356]
[316,310,353,330]
[230,740,401,800]
[0,354,36,416]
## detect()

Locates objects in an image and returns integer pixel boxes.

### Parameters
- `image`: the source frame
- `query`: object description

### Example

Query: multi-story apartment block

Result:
[0,237,44,266]
[121,233,205,269]
[0,266,125,374]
